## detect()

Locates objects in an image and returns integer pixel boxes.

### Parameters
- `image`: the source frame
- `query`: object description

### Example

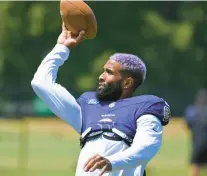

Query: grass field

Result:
[0,118,192,176]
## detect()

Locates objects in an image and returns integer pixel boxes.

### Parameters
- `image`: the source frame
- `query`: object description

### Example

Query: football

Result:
[60,0,97,39]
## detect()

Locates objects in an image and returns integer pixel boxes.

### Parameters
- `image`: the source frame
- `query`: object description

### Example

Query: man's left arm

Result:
[83,114,163,175]
[106,114,162,170]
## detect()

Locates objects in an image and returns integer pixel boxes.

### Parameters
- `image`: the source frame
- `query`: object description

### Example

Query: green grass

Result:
[148,138,190,176]
[0,118,194,176]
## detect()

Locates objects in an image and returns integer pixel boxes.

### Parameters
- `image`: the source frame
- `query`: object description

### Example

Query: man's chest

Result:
[83,101,138,123]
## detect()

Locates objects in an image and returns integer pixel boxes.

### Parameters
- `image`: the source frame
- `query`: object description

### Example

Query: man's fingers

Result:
[99,165,108,176]
[76,30,86,42]
[83,154,111,175]
[84,159,96,171]
[62,22,67,31]
[84,154,99,167]
[84,154,101,171]
[84,159,101,171]
[83,154,96,168]
[89,160,105,172]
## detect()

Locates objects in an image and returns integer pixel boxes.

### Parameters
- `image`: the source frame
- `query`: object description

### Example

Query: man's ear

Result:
[123,77,134,89]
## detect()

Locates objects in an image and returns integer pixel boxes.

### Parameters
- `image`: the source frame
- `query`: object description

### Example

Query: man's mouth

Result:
[98,83,104,89]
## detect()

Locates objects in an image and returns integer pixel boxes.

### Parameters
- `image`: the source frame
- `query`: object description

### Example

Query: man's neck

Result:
[119,91,133,100]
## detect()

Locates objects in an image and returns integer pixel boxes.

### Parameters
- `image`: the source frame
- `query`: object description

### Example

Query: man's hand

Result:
[83,154,112,176]
[57,23,85,49]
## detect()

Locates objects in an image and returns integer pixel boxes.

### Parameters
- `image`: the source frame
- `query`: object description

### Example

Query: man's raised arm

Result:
[31,24,85,133]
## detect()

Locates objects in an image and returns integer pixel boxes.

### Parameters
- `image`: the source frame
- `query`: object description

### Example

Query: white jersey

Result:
[31,44,163,176]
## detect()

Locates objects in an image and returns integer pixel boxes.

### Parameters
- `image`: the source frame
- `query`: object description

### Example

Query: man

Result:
[31,23,171,176]
[185,89,207,176]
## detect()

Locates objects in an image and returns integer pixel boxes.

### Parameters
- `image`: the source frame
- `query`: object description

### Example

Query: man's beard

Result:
[96,81,123,101]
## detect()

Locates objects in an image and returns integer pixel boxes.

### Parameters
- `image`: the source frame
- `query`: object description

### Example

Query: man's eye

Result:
[106,69,113,74]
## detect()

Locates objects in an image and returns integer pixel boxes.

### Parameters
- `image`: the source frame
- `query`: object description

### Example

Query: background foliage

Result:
[0,1,207,176]
[0,1,206,116]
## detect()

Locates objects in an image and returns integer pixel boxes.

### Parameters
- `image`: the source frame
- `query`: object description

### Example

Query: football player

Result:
[31,24,171,176]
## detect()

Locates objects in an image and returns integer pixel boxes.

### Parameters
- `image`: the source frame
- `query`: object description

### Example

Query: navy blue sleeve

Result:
[184,105,196,129]
[76,93,88,133]
[76,91,98,114]
[137,101,171,126]
[76,94,86,108]
[76,92,89,119]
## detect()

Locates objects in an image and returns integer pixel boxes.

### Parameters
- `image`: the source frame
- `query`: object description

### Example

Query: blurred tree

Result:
[0,1,206,116]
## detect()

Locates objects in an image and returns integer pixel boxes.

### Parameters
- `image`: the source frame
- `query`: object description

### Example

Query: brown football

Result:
[60,0,97,39]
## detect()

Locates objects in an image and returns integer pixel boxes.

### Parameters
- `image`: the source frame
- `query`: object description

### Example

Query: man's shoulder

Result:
[185,104,194,111]
[131,94,167,104]
[79,91,96,99]
[77,91,98,104]
[77,91,98,106]
[132,94,170,126]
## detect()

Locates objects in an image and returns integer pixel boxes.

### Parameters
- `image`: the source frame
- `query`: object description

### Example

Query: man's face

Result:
[96,60,124,101]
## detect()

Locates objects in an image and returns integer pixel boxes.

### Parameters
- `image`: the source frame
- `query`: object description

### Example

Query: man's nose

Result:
[99,73,105,82]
